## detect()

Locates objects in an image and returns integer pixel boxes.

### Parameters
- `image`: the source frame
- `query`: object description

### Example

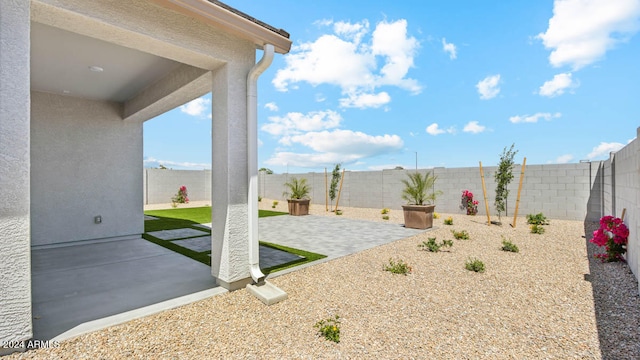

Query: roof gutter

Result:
[247,44,274,284]
[150,0,291,54]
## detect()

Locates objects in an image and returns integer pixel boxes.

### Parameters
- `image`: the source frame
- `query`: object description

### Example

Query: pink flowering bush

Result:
[591,215,629,262]
[171,185,189,206]
[461,190,479,215]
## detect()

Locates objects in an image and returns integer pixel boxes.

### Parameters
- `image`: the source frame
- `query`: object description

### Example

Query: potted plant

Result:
[283,177,311,216]
[401,171,441,229]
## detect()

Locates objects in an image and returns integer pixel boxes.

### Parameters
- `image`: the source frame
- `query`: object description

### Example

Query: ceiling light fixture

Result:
[88,65,104,72]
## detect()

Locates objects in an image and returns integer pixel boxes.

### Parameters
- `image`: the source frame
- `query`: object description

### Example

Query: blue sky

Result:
[144,0,640,173]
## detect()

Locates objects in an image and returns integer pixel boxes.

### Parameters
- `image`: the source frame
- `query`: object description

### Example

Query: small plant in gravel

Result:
[171,185,189,208]
[381,208,390,214]
[314,315,341,343]
[335,210,343,215]
[591,215,629,262]
[272,200,278,209]
[461,190,479,215]
[433,212,440,219]
[530,224,545,234]
[527,213,549,225]
[383,258,412,275]
[418,237,453,252]
[501,237,519,253]
[444,216,453,225]
[452,229,470,240]
[465,258,485,273]
[258,196,262,202]
[382,215,390,220]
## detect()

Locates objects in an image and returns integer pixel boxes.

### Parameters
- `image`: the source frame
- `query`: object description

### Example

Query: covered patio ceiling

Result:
[30,22,182,103]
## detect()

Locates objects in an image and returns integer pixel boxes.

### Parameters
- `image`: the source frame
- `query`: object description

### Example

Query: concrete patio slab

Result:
[147,228,208,240]
[31,238,216,341]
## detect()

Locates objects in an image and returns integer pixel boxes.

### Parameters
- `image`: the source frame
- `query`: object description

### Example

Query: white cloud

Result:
[554,154,574,163]
[509,112,562,123]
[426,123,455,135]
[538,73,576,97]
[261,110,342,137]
[143,156,210,170]
[264,102,279,111]
[265,129,403,168]
[476,75,501,100]
[289,130,403,154]
[537,0,640,69]
[273,19,421,109]
[463,121,486,134]
[339,91,391,108]
[586,141,625,159]
[442,38,457,59]
[426,123,444,135]
[179,97,210,117]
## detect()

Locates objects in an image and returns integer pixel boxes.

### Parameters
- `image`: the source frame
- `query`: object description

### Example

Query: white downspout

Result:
[247,44,274,284]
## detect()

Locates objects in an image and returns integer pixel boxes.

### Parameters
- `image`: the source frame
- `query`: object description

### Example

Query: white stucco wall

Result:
[0,0,33,349]
[30,92,143,246]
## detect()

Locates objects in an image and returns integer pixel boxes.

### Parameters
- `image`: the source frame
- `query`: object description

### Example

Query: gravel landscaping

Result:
[9,201,640,359]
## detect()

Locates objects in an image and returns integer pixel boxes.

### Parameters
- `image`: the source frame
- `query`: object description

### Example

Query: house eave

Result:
[150,0,292,54]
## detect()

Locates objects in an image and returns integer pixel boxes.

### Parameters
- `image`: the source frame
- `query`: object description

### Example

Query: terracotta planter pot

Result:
[402,204,435,229]
[287,199,310,216]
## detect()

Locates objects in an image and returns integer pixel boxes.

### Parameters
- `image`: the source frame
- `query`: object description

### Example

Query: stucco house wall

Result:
[0,0,33,350]
[30,92,143,246]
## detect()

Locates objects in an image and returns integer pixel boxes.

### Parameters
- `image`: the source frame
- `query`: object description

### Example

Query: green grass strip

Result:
[142,233,212,266]
[145,206,287,224]
[259,241,327,274]
[143,207,324,273]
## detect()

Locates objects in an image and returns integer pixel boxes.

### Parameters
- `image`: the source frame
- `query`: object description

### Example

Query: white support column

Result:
[210,59,254,291]
[0,0,33,353]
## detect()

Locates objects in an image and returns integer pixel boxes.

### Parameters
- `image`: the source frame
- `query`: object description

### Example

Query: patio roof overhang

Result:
[150,0,292,54]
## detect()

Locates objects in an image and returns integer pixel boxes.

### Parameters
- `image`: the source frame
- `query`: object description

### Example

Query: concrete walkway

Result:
[31,214,428,341]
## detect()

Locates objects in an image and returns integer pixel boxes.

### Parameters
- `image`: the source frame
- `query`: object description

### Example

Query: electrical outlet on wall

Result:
[94,215,102,224]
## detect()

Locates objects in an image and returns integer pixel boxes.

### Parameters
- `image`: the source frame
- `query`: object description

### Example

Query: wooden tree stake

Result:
[334,168,345,212]
[325,168,328,212]
[511,157,527,228]
[479,161,491,225]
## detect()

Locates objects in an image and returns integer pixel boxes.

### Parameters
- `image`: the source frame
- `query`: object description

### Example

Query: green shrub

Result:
[501,237,519,253]
[258,196,262,202]
[314,315,341,343]
[382,215,390,220]
[530,224,545,234]
[444,216,453,225]
[419,237,453,252]
[383,258,412,275]
[335,210,343,215]
[526,213,549,225]
[272,200,278,209]
[465,258,485,273]
[381,208,390,214]
[451,230,470,240]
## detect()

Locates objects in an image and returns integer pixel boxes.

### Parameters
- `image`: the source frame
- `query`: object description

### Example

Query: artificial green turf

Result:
[260,241,327,274]
[143,207,325,273]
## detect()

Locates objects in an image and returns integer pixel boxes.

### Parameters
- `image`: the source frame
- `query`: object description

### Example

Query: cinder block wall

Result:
[600,128,640,280]
[256,163,594,221]
[144,169,211,204]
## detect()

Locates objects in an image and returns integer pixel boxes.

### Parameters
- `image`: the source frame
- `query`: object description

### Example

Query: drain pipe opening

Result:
[247,44,274,284]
